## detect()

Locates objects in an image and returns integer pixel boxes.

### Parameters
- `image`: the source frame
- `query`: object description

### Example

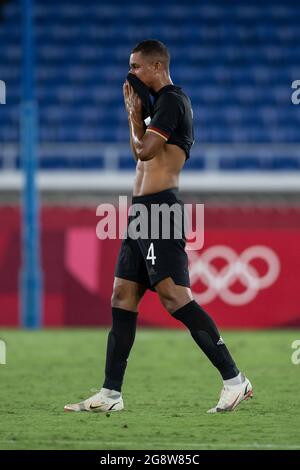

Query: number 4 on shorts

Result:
[146,242,156,265]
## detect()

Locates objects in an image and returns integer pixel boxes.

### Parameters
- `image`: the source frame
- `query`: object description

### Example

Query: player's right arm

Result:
[128,116,143,161]
[124,81,144,161]
[124,81,169,162]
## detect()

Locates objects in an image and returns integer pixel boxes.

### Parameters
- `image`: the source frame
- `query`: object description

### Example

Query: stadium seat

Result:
[1,0,300,170]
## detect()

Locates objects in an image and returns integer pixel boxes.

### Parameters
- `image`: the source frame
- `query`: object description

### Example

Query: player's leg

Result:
[64,231,147,413]
[103,277,147,392]
[102,234,148,394]
[155,278,253,412]
[64,278,146,412]
[156,277,239,378]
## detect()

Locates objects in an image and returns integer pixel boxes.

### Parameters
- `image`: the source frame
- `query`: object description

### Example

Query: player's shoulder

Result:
[155,86,188,109]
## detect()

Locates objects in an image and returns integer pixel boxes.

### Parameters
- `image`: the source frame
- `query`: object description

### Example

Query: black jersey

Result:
[147,85,194,160]
[126,73,154,126]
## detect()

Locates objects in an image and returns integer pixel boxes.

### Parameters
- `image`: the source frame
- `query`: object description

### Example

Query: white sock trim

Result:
[223,372,244,386]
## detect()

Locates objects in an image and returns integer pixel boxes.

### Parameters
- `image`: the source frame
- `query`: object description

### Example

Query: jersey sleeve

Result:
[147,93,184,141]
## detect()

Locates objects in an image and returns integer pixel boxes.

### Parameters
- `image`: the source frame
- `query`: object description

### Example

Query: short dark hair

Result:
[132,39,170,68]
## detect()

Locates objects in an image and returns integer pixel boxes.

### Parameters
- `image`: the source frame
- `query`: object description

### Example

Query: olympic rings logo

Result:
[188,245,280,306]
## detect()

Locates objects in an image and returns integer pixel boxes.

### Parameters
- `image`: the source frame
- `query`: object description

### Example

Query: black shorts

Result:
[114,187,190,291]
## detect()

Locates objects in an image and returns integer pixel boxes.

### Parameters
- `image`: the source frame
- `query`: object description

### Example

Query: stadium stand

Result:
[0,0,300,171]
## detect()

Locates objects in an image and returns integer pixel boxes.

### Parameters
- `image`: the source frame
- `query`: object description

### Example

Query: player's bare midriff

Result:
[133,143,186,196]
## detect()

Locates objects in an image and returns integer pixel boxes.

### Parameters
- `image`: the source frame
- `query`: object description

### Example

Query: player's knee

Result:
[111,285,129,307]
[157,281,193,314]
[111,284,141,311]
[158,290,181,314]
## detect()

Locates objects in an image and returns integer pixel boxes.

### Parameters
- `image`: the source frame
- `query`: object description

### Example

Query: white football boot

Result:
[207,374,253,413]
[64,388,124,412]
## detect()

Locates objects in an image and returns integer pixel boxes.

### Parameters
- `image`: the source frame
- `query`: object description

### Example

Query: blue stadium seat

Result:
[1,0,300,169]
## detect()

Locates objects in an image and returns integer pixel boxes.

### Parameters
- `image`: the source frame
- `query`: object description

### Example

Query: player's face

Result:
[129,52,156,88]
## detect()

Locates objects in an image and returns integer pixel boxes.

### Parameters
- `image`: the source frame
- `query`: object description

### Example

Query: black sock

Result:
[103,307,138,392]
[172,300,239,380]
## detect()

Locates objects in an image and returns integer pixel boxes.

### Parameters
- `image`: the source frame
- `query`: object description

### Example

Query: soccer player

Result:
[64,40,253,414]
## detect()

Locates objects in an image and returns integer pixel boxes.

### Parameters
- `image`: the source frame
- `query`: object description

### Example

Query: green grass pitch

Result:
[0,329,300,450]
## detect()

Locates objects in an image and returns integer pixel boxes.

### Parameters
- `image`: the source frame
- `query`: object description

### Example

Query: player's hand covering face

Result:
[123,81,143,125]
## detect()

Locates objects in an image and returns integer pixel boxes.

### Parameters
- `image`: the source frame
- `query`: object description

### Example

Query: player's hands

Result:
[123,81,143,126]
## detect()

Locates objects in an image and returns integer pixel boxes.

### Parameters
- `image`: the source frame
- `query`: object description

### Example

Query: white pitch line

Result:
[2,440,300,449]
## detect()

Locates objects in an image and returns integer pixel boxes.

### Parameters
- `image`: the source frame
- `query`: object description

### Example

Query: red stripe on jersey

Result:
[147,126,170,139]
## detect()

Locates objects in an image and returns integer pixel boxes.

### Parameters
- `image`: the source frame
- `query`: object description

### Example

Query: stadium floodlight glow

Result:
[0,80,6,104]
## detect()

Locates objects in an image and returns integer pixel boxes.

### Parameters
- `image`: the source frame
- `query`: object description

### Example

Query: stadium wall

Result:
[0,205,299,329]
